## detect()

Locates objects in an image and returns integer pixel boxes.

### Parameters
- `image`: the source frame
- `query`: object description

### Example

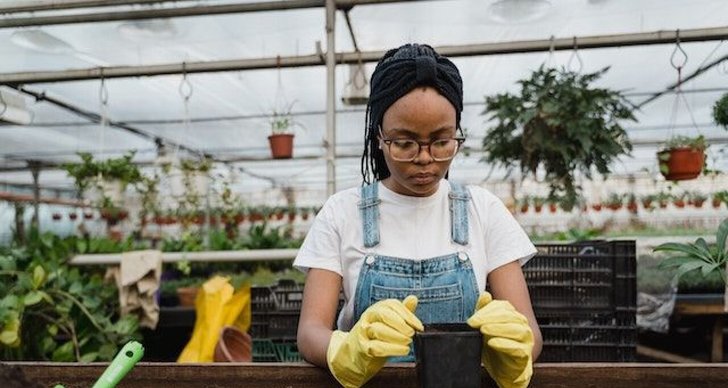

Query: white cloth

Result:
[294,180,537,330]
[105,250,163,329]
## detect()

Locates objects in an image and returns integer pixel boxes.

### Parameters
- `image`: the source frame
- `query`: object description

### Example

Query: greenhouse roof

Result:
[1,0,727,203]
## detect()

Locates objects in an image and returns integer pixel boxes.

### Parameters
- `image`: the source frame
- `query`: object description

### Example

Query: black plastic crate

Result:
[526,240,636,312]
[537,310,636,362]
[252,279,305,313]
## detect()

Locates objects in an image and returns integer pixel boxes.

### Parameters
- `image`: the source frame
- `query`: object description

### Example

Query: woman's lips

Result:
[411,173,436,185]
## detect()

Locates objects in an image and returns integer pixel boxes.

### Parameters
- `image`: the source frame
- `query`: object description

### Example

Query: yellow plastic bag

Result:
[177,276,251,363]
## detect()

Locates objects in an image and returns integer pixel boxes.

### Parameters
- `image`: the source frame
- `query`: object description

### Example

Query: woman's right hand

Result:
[326,295,423,388]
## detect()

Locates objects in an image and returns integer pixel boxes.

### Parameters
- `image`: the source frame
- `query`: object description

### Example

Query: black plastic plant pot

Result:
[414,323,483,388]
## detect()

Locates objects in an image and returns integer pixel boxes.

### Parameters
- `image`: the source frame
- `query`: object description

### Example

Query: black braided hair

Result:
[360,43,464,184]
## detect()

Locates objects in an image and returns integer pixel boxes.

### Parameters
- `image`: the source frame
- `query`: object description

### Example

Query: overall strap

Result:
[449,182,471,245]
[358,183,381,247]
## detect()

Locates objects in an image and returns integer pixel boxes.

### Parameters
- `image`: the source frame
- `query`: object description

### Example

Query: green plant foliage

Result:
[481,66,635,210]
[713,92,728,129]
[654,218,728,286]
[659,135,707,151]
[62,151,143,191]
[0,231,141,361]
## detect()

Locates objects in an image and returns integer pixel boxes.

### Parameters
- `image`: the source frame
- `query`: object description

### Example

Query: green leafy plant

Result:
[0,231,141,361]
[659,135,707,152]
[713,92,728,129]
[481,66,635,210]
[63,151,142,189]
[654,218,728,286]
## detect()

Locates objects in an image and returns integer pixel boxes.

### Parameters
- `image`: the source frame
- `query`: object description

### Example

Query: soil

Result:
[0,363,44,388]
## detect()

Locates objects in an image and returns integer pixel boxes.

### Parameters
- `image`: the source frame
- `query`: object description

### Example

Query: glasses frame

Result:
[378,127,465,162]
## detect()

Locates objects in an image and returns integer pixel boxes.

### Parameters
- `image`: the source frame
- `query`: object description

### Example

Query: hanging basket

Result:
[268,134,294,159]
[657,147,705,181]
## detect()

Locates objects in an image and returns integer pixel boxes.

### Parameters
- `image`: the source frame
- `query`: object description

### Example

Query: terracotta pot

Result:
[214,326,252,362]
[176,287,199,307]
[268,133,294,159]
[658,148,704,181]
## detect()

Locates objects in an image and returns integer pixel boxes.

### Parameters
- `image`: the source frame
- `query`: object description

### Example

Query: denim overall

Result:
[353,182,479,361]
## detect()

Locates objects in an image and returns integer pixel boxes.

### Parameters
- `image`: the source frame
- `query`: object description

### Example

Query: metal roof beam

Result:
[2,26,728,85]
[0,0,432,28]
[0,0,192,14]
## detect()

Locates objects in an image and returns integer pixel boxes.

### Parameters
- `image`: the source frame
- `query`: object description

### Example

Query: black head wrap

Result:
[361,43,464,183]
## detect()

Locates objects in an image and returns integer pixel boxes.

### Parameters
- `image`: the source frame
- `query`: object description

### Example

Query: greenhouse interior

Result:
[1,0,728,386]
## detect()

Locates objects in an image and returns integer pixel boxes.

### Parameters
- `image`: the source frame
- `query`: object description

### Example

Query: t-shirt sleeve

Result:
[481,190,537,273]
[293,197,343,276]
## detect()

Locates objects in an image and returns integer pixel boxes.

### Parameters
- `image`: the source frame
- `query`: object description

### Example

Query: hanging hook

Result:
[352,50,368,89]
[99,69,108,106]
[670,29,688,71]
[178,62,193,102]
[567,36,583,73]
[545,35,555,67]
[0,86,7,117]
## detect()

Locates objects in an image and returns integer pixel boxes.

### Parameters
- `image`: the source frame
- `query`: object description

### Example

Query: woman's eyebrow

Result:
[385,126,456,137]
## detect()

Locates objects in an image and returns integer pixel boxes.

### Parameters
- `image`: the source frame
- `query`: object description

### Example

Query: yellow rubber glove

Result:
[466,292,534,388]
[327,295,423,388]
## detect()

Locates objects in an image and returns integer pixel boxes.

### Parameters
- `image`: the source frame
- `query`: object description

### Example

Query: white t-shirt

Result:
[294,180,537,330]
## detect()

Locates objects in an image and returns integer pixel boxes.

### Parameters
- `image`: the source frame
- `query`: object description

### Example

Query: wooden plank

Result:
[636,345,703,363]
[675,301,727,315]
[8,362,728,388]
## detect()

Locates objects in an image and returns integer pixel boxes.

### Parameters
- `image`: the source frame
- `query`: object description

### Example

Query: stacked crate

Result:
[525,240,637,362]
[250,279,305,362]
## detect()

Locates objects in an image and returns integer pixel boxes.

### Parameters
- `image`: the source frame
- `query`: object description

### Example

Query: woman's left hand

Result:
[467,292,534,388]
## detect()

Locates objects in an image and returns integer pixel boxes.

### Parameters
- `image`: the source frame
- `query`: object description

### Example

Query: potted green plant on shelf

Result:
[713,191,728,209]
[481,66,635,211]
[654,218,728,289]
[713,92,728,130]
[657,135,707,181]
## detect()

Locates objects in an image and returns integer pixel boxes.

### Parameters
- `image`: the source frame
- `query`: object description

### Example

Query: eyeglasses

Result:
[379,128,465,162]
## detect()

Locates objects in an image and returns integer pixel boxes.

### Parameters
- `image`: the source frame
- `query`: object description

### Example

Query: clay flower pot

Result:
[414,323,482,388]
[268,133,294,159]
[176,286,199,307]
[657,147,704,181]
[214,326,252,362]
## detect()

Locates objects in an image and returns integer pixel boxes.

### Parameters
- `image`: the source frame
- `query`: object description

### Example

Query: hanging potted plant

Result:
[713,92,728,130]
[63,151,142,207]
[268,108,298,159]
[481,66,635,211]
[657,135,707,181]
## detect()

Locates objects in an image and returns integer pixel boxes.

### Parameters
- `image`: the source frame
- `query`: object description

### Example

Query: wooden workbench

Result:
[674,294,727,362]
[6,362,728,388]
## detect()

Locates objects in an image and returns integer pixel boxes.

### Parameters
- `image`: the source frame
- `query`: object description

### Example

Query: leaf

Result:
[52,340,75,362]
[68,281,83,295]
[717,218,728,254]
[32,265,46,289]
[23,290,44,306]
[654,242,713,262]
[79,351,98,363]
[98,343,117,361]
[0,316,20,346]
[675,261,707,278]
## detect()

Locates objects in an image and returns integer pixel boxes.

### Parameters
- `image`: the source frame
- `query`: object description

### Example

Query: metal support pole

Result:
[29,162,40,231]
[325,0,336,196]
[0,0,429,28]
[3,27,728,85]
[0,0,188,13]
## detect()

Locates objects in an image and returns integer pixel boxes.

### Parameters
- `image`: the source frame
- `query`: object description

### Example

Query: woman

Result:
[295,43,542,388]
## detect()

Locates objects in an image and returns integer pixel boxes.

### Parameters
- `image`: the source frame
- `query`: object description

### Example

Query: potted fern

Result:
[657,135,707,181]
[481,66,635,211]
